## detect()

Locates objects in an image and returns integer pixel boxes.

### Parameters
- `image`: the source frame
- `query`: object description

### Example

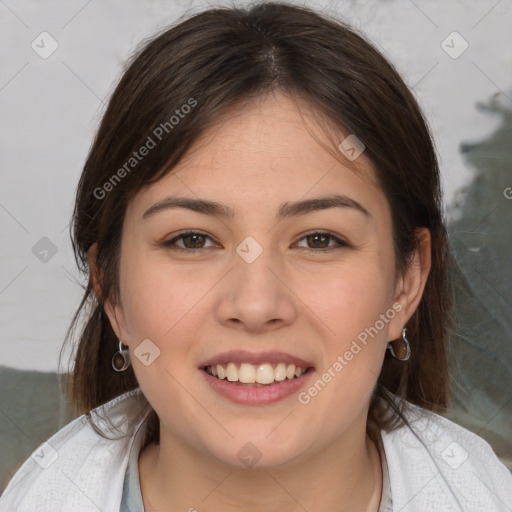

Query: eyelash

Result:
[162,230,350,252]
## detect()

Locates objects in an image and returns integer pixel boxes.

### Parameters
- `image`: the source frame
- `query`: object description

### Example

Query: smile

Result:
[204,362,309,386]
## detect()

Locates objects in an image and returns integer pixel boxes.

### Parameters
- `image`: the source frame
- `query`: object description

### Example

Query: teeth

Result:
[255,363,274,384]
[239,363,256,383]
[274,362,287,381]
[226,362,238,382]
[205,362,308,384]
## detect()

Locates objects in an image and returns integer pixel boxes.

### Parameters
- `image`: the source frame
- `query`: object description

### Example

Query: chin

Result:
[204,434,309,470]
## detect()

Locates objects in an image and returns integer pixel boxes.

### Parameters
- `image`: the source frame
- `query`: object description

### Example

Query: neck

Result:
[138,420,383,512]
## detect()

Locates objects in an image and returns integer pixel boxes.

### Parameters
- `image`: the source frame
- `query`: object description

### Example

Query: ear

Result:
[388,227,431,341]
[87,243,129,343]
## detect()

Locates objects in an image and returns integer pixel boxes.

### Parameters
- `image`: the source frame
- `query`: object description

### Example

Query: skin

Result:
[90,91,431,511]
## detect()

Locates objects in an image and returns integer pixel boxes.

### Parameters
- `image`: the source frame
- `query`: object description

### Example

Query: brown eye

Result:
[295,231,349,250]
[181,233,206,248]
[163,231,216,250]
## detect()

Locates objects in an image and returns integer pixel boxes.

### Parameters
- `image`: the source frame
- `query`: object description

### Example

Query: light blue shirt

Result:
[119,427,145,512]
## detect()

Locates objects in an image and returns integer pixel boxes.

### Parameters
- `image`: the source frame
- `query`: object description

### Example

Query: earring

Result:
[112,340,131,372]
[387,327,411,361]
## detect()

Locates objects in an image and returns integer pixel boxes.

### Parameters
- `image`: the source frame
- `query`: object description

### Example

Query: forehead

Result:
[129,92,386,220]
[182,92,370,171]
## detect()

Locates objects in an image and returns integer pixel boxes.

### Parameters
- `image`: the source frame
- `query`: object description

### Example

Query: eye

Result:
[295,231,349,250]
[162,231,218,250]
[162,230,349,252]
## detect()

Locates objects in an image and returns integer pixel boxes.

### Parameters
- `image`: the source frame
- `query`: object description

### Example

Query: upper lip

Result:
[199,350,315,369]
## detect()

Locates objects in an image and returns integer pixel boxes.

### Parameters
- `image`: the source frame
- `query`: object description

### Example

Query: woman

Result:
[1,2,511,511]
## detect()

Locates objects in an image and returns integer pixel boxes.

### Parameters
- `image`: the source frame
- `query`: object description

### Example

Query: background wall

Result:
[1,0,511,490]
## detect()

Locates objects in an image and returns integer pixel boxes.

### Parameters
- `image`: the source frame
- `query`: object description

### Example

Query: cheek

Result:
[117,255,207,420]
[117,252,218,396]
[293,254,394,409]
[298,256,395,341]
[119,249,207,340]
[295,268,391,438]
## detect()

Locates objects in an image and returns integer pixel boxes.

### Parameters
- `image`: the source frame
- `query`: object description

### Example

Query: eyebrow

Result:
[142,194,371,221]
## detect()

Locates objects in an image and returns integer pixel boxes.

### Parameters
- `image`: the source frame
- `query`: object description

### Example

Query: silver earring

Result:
[387,327,411,361]
[112,340,131,372]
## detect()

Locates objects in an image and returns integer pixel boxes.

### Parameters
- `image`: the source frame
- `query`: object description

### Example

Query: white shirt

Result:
[1,387,511,511]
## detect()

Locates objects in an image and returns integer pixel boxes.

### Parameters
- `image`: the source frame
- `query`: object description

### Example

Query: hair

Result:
[61,1,453,450]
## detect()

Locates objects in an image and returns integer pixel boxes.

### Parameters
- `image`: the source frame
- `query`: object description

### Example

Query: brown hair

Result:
[61,1,452,447]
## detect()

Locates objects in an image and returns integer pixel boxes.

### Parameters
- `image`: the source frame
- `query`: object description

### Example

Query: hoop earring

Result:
[112,340,131,372]
[387,327,411,361]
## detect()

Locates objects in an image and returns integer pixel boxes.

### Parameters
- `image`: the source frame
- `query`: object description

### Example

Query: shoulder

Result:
[0,388,150,512]
[381,398,512,511]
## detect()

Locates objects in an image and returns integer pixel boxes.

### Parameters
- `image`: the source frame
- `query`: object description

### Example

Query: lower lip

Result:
[200,368,314,405]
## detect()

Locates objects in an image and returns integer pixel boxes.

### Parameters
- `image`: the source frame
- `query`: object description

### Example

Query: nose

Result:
[214,245,298,333]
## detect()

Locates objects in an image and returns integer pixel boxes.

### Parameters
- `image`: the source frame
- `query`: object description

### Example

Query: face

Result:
[104,91,424,468]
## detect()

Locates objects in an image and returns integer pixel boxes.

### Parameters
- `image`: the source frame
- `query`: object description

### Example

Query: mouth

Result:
[198,350,315,404]
[202,362,313,387]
